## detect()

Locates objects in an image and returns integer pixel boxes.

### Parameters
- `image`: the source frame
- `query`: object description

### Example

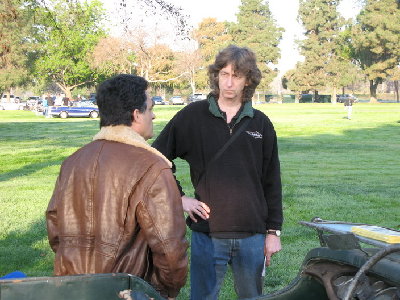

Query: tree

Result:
[297,0,348,103]
[0,0,32,97]
[193,18,232,90]
[283,61,326,102]
[351,0,400,102]
[90,37,136,76]
[194,18,232,65]
[390,65,400,102]
[230,0,283,91]
[32,0,106,99]
[175,49,203,94]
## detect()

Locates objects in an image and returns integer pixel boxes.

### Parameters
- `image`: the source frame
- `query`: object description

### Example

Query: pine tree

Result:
[351,0,400,102]
[230,0,283,91]
[0,0,32,95]
[297,0,347,102]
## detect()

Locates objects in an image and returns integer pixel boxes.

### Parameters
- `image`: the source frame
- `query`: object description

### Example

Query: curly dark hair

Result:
[208,45,262,102]
[96,74,148,127]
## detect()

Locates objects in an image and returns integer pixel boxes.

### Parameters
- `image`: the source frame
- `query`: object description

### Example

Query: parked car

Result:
[0,102,26,110]
[1,94,16,102]
[47,105,99,118]
[0,94,25,110]
[337,94,357,103]
[26,96,43,111]
[73,100,96,107]
[88,93,96,104]
[170,96,184,105]
[27,96,41,103]
[187,93,207,103]
[151,96,165,105]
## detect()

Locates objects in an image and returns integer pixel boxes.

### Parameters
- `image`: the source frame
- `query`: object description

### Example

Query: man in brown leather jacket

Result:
[46,74,188,299]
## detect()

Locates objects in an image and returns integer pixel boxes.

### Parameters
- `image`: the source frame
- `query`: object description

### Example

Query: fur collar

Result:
[93,125,172,168]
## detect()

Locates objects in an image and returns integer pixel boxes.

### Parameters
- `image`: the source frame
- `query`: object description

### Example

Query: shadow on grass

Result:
[0,121,98,145]
[0,218,52,276]
[0,121,99,182]
[0,159,68,182]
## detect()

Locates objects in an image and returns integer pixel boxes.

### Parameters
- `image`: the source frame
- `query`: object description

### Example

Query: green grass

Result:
[1,103,399,299]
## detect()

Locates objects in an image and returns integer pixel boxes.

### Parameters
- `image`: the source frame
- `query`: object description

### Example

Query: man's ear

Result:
[132,109,141,124]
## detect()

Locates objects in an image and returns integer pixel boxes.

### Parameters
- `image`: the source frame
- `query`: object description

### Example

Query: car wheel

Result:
[89,111,99,118]
[59,111,68,119]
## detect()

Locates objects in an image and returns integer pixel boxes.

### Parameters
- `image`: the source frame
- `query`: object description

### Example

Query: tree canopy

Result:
[351,0,400,102]
[230,0,283,90]
[32,0,106,98]
[0,0,32,95]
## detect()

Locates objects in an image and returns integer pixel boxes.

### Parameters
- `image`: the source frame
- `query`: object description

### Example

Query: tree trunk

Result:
[369,80,379,103]
[64,87,72,100]
[331,87,337,104]
[313,90,319,103]
[394,80,399,103]
[295,93,299,104]
[190,74,196,95]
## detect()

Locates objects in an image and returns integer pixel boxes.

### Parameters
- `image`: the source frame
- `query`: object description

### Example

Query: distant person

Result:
[153,45,283,299]
[62,97,69,106]
[46,74,188,299]
[44,96,53,117]
[46,96,54,106]
[344,97,355,119]
[54,94,63,106]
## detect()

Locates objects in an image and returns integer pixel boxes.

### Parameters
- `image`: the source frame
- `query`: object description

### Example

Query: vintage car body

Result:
[47,105,99,119]
[1,219,399,300]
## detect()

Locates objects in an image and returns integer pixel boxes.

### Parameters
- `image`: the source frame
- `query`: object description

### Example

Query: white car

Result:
[170,96,184,105]
[0,94,25,110]
[0,102,25,110]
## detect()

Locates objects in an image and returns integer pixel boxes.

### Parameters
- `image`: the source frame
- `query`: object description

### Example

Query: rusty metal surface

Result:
[303,261,358,300]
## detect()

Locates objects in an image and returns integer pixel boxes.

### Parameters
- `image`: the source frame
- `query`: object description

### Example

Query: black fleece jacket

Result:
[152,97,283,237]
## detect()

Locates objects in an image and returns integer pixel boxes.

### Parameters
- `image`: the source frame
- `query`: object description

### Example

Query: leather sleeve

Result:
[136,165,189,297]
[46,176,60,253]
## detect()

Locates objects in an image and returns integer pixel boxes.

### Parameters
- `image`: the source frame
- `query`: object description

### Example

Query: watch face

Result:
[268,230,281,237]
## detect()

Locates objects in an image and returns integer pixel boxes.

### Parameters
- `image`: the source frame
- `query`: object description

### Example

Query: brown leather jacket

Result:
[46,126,188,298]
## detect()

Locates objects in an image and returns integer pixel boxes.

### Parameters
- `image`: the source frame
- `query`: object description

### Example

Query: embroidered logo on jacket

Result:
[246,131,263,139]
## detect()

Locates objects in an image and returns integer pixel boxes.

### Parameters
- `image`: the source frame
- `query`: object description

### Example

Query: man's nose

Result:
[226,75,233,86]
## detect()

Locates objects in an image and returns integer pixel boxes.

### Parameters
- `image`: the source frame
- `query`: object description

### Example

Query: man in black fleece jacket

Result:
[153,45,283,300]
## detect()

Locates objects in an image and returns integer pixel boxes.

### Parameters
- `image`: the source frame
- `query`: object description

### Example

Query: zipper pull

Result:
[229,128,232,135]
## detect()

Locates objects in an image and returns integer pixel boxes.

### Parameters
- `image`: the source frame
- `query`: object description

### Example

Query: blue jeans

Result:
[190,231,265,300]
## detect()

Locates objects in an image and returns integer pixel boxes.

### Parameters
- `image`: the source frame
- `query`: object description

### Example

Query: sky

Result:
[103,0,362,74]
[165,0,362,73]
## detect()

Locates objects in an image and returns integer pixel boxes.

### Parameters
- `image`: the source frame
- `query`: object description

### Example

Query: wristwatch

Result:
[267,230,281,237]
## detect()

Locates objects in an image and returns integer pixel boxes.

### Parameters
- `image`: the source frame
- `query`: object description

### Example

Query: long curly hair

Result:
[96,74,148,127]
[208,45,262,102]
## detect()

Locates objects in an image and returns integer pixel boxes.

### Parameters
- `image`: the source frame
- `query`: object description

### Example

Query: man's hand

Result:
[182,195,210,222]
[264,234,281,266]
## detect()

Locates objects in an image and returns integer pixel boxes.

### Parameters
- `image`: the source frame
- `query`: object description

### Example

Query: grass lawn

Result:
[1,103,399,299]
